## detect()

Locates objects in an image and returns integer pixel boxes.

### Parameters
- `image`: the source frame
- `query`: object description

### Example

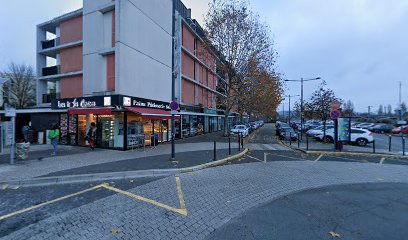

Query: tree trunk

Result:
[223,114,229,137]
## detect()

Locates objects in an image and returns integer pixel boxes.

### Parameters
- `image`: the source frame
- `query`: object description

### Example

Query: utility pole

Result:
[368,105,373,116]
[170,0,176,160]
[399,81,402,121]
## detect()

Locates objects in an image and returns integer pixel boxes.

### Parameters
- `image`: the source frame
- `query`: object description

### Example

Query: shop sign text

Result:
[57,99,97,109]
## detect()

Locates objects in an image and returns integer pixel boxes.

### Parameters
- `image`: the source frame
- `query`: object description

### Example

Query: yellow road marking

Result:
[0,184,104,221]
[175,175,187,214]
[380,157,386,164]
[0,176,188,221]
[314,154,324,162]
[329,155,369,163]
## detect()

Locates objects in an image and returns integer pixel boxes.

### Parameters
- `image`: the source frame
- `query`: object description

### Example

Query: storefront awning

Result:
[67,108,112,115]
[125,107,179,120]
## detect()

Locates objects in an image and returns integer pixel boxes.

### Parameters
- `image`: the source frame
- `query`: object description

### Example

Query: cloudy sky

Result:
[1,0,407,112]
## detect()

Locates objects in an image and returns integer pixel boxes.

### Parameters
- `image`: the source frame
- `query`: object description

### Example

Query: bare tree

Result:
[343,100,354,117]
[387,104,392,116]
[204,0,280,135]
[1,62,36,109]
[377,104,384,116]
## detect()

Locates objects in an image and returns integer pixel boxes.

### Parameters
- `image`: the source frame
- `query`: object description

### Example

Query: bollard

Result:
[306,135,309,151]
[213,141,217,161]
[228,137,231,155]
[403,137,406,156]
[238,134,241,152]
[389,135,392,152]
[297,133,300,148]
[241,133,244,149]
[289,132,292,146]
[373,140,376,153]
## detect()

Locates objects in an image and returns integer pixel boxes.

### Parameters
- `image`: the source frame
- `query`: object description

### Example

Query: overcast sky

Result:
[1,0,407,112]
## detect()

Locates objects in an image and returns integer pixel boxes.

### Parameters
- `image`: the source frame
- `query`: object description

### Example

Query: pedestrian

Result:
[87,122,97,150]
[48,123,60,156]
[22,125,30,143]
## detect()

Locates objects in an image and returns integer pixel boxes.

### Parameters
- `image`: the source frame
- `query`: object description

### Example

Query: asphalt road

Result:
[1,123,408,239]
[207,182,408,240]
[0,177,162,238]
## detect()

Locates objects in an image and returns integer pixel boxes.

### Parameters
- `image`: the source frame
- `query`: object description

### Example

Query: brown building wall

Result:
[182,79,195,105]
[60,75,83,98]
[60,46,83,73]
[106,54,115,91]
[60,16,83,44]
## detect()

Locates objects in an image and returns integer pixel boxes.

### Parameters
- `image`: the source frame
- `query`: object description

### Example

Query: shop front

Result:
[52,95,175,150]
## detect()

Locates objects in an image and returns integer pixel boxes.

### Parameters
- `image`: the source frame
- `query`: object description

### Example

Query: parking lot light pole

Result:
[285,77,321,139]
[285,94,300,126]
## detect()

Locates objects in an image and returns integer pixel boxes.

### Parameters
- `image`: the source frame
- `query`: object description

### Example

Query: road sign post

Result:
[5,105,16,164]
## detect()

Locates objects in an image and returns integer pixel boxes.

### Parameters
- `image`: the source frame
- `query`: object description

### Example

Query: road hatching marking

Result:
[0,184,104,221]
[315,154,324,162]
[0,176,188,221]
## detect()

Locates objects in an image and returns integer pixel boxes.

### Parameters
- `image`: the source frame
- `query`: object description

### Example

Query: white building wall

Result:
[116,0,172,102]
[82,0,113,95]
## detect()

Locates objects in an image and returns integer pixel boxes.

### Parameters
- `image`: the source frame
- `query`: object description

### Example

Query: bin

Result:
[16,142,30,160]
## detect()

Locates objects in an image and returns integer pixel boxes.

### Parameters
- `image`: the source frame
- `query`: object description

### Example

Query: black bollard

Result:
[373,140,376,153]
[306,135,309,151]
[389,135,392,152]
[289,132,292,146]
[297,133,300,148]
[228,137,231,155]
[238,134,241,152]
[403,137,406,156]
[213,141,217,161]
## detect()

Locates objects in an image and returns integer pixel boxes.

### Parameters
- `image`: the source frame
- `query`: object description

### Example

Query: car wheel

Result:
[323,136,333,143]
[356,138,368,146]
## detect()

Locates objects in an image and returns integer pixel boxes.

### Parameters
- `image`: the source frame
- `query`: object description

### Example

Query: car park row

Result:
[230,120,264,137]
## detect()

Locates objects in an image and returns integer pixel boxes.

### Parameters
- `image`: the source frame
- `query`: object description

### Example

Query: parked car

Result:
[306,125,334,137]
[368,124,394,133]
[279,127,298,141]
[358,123,376,129]
[230,125,249,137]
[315,128,374,146]
[392,125,408,134]
[276,122,290,136]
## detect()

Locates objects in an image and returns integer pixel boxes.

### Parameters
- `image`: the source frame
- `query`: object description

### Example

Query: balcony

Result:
[42,93,60,104]
[42,65,60,76]
[41,37,60,50]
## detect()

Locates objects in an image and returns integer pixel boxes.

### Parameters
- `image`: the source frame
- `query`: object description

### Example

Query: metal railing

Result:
[42,65,60,76]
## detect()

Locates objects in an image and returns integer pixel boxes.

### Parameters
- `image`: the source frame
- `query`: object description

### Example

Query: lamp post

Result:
[285,77,321,139]
[285,94,300,126]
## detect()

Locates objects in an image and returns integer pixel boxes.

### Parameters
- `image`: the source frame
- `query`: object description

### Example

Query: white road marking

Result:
[380,157,386,164]
[246,154,264,162]
[314,154,324,162]
[263,144,277,150]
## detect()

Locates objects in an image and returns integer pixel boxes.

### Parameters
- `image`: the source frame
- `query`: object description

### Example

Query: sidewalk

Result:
[0,141,240,183]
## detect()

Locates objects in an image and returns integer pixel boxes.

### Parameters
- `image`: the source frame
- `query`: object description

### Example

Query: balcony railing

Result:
[42,65,60,76]
[42,93,60,104]
[41,37,60,50]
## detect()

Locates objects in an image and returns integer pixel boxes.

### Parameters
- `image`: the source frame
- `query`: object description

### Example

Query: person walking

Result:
[48,124,60,156]
[87,122,97,150]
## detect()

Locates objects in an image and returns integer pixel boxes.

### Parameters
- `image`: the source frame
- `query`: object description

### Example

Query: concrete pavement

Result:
[2,161,408,239]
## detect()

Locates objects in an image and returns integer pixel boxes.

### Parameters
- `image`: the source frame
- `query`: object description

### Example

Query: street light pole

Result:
[285,77,321,140]
[300,78,304,135]
[170,0,176,160]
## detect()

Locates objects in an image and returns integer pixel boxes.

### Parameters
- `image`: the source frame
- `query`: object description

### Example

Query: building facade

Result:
[34,0,229,150]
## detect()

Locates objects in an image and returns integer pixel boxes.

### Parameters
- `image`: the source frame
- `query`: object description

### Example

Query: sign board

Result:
[170,101,179,111]
[171,110,179,115]
[397,120,407,125]
[52,95,171,111]
[338,118,351,142]
[331,101,341,110]
[330,110,341,119]
[5,106,16,117]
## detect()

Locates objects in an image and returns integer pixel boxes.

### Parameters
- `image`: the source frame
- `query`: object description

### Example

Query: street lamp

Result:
[284,94,300,126]
[285,77,321,139]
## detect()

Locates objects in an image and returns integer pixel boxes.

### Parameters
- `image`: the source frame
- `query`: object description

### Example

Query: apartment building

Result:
[32,0,229,150]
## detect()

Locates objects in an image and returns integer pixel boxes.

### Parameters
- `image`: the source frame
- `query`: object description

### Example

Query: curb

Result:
[277,137,408,159]
[0,149,249,187]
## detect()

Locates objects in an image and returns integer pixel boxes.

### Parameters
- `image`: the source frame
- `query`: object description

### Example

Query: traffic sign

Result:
[170,101,179,111]
[330,110,341,119]
[331,101,341,110]
[5,106,16,117]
